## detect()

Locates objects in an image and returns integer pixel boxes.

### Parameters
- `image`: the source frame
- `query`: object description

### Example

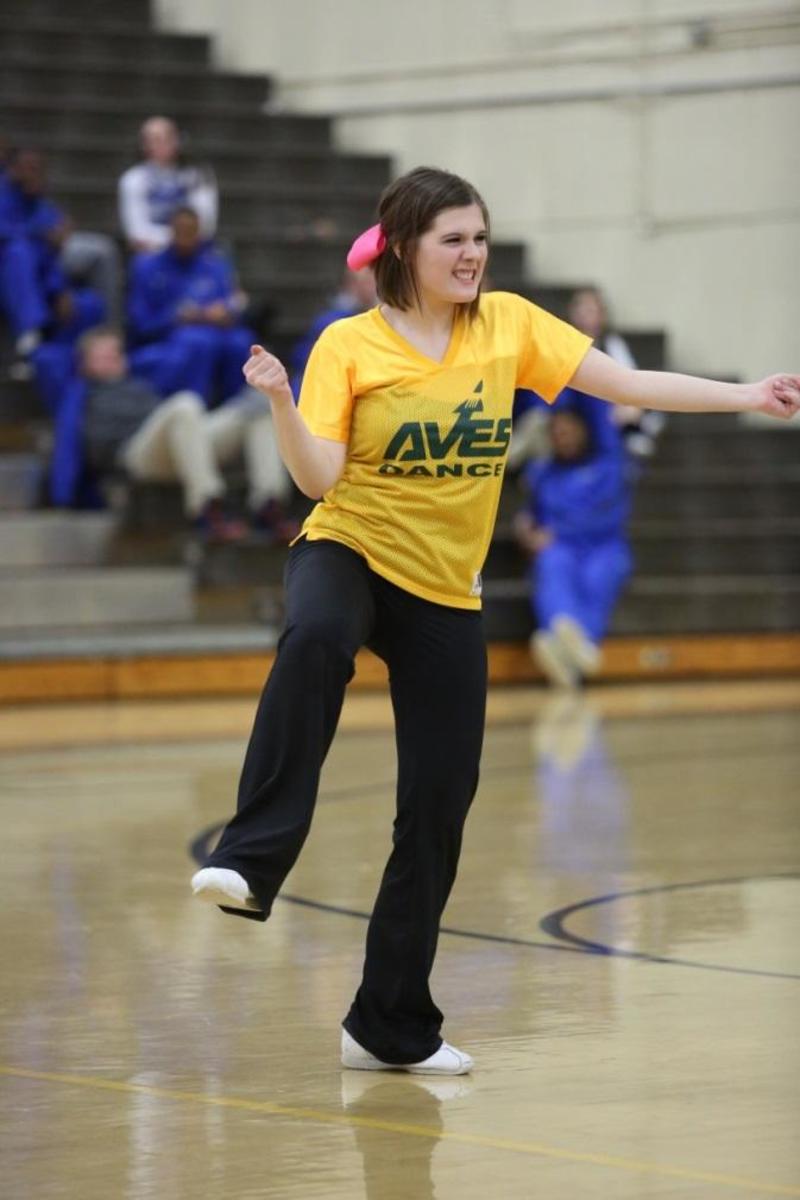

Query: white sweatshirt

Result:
[118,162,219,249]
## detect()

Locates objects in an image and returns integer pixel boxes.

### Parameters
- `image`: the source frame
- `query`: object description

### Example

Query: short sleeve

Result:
[297,324,354,443]
[514,297,593,404]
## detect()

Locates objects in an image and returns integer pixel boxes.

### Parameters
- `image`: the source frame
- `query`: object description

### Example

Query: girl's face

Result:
[411,204,488,309]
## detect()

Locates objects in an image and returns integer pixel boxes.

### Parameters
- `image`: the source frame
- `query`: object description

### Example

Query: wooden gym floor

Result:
[1,679,798,1198]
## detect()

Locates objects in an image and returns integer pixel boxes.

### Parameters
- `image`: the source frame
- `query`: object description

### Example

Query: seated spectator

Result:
[0,147,104,374]
[0,142,122,328]
[567,286,665,457]
[514,406,632,687]
[118,116,218,254]
[289,267,376,394]
[127,206,254,405]
[509,382,623,473]
[52,326,297,542]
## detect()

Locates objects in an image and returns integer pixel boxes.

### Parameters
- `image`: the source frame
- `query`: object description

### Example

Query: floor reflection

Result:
[341,1070,473,1200]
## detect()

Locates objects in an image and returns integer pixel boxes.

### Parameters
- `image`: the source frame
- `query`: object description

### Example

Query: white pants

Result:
[120,390,290,517]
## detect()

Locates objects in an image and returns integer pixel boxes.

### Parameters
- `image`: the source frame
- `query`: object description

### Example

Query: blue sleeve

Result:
[50,378,87,506]
[0,189,65,239]
[195,250,238,306]
[513,388,547,421]
[127,254,176,342]
[29,198,67,238]
[214,253,238,304]
[41,249,69,299]
[289,308,348,395]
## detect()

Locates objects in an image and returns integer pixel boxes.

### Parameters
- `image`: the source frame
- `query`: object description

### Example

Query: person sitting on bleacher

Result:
[0,147,105,378]
[289,267,377,395]
[118,115,218,254]
[127,206,254,405]
[51,325,296,542]
[514,404,632,688]
[567,286,664,458]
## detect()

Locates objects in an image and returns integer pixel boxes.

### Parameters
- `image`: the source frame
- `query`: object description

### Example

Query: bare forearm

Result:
[616,370,750,414]
[571,350,752,413]
[269,398,343,499]
[571,348,754,414]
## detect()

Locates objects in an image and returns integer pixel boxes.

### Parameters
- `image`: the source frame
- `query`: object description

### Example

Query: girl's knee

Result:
[281,616,358,664]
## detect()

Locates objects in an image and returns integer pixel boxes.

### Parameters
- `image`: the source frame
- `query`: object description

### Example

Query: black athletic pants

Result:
[206,537,487,1064]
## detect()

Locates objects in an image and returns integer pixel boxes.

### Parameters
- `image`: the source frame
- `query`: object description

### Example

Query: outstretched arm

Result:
[570,348,800,421]
[243,346,347,499]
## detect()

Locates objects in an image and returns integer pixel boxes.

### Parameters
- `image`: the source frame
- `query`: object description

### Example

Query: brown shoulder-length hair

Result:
[373,166,490,321]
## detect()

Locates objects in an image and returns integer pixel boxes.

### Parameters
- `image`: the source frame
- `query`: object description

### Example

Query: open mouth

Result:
[453,270,478,283]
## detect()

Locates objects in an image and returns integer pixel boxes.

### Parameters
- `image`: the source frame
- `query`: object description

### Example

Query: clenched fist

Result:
[753,374,800,421]
[242,345,294,406]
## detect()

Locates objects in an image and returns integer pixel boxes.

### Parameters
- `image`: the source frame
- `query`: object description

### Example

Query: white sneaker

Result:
[191,867,259,912]
[553,615,602,677]
[341,1029,473,1075]
[531,630,578,688]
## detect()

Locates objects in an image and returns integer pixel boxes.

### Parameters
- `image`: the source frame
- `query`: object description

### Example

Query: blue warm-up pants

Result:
[531,536,632,643]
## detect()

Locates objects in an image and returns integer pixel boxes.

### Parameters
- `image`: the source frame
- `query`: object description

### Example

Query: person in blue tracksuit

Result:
[515,403,633,687]
[0,147,104,377]
[127,205,254,404]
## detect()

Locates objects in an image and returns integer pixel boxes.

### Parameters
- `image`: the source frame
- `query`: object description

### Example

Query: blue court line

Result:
[190,824,799,981]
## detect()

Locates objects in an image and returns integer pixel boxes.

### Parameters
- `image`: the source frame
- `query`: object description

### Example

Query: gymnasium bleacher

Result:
[1,0,798,702]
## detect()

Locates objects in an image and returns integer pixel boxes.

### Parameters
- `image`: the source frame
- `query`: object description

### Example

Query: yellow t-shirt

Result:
[297,290,592,609]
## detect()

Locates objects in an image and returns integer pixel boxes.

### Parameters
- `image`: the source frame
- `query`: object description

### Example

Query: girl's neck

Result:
[381,298,457,338]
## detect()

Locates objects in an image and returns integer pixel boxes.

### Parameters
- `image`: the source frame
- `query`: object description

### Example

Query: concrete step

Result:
[190,539,300,588]
[0,512,118,567]
[652,428,800,465]
[631,477,800,519]
[0,566,193,631]
[0,24,210,68]
[55,179,379,242]
[0,377,48,424]
[485,523,800,578]
[480,575,800,638]
[1,0,152,26]
[640,462,800,484]
[0,420,45,454]
[43,141,393,193]
[229,235,525,284]
[0,455,43,510]
[0,58,271,107]
[2,96,333,149]
[0,622,277,661]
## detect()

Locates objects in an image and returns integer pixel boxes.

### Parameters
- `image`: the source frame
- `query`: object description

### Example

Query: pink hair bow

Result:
[347,223,386,271]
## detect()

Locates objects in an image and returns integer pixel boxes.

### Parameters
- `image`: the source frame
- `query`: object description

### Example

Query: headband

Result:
[346,223,386,271]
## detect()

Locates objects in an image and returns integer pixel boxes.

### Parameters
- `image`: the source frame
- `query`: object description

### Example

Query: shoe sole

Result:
[341,1051,473,1076]
[192,883,261,912]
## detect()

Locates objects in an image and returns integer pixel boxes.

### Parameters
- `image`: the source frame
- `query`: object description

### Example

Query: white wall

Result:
[154,0,800,378]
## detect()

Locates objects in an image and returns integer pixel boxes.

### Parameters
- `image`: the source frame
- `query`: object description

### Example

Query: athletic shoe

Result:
[341,1029,473,1075]
[553,615,602,676]
[530,630,579,688]
[191,866,260,912]
[250,498,301,544]
[192,499,248,543]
